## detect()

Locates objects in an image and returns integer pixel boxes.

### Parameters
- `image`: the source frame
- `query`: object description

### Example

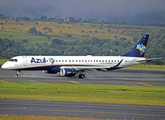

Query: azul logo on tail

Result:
[123,34,149,57]
[136,44,146,55]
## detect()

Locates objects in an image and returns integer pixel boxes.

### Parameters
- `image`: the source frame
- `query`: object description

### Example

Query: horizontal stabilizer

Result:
[135,57,163,62]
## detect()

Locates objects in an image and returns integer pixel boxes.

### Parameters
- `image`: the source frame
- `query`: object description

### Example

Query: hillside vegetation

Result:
[0,19,165,64]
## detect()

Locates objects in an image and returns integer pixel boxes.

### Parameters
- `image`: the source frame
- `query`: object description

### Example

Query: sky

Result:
[0,0,165,24]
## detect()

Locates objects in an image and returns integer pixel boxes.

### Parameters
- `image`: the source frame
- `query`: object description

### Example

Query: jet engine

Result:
[60,68,76,77]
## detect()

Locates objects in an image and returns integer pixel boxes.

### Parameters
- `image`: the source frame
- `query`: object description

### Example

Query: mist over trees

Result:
[1,0,165,25]
[1,13,165,26]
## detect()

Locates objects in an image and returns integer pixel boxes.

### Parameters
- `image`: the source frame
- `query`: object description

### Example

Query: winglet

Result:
[123,34,150,57]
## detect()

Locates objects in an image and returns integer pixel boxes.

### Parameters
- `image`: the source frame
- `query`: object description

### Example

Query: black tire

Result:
[81,74,85,78]
[15,74,20,77]
[78,74,85,78]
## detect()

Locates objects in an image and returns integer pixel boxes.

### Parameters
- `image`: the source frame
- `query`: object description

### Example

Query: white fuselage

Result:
[1,55,145,70]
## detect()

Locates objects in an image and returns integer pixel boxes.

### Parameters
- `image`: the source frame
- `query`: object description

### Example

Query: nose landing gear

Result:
[15,70,21,77]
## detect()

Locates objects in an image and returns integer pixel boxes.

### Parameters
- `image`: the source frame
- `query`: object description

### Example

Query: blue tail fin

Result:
[124,34,150,57]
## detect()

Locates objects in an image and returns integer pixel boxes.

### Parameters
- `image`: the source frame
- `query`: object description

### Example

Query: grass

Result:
[0,59,8,64]
[124,64,165,71]
[0,82,165,106]
[0,31,76,43]
[0,20,131,40]
[0,115,121,120]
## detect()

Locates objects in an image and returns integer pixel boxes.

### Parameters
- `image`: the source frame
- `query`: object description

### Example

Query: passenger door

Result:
[23,56,28,66]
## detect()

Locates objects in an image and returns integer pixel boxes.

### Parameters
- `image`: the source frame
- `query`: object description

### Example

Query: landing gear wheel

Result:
[78,74,85,78]
[15,74,20,77]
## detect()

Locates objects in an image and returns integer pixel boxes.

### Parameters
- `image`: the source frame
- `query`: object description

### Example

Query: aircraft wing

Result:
[60,66,108,72]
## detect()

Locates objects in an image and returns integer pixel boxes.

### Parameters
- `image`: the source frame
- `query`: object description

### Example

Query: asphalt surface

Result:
[1,67,165,119]
[0,99,165,120]
[0,67,165,86]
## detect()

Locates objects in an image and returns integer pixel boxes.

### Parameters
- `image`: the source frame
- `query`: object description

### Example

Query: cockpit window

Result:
[9,59,18,62]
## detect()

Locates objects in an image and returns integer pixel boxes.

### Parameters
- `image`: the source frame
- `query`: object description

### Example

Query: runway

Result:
[0,99,165,120]
[0,67,165,86]
[0,67,165,119]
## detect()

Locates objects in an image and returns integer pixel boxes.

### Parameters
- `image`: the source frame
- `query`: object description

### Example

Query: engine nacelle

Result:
[60,68,77,77]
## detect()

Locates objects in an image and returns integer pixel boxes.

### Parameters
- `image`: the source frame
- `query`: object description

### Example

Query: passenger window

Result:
[82,60,84,62]
[88,60,90,62]
[108,60,110,62]
[69,60,71,62]
[114,60,116,62]
[105,60,107,62]
[99,60,101,62]
[118,60,119,62]
[112,60,113,62]
[91,60,92,62]
[65,60,67,62]
[56,60,58,62]
[96,60,98,62]
[76,60,77,62]
[94,60,95,62]
[59,60,61,62]
[102,60,104,62]
[62,60,64,62]
[72,60,74,62]
[85,60,87,62]
[79,60,81,62]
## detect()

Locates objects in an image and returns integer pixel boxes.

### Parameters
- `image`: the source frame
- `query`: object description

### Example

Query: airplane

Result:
[1,34,158,78]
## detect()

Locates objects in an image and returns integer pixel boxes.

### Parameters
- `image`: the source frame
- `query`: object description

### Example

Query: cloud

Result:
[0,0,165,24]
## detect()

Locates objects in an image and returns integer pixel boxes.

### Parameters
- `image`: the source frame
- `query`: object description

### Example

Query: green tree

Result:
[48,49,58,54]
[107,28,111,33]
[40,16,47,21]
[28,27,37,35]
[51,39,65,45]
[0,14,6,19]
[37,31,42,36]
[23,16,30,21]
[22,39,28,43]
[46,35,51,40]
[133,37,138,42]
[69,17,76,23]
[0,38,3,44]
[43,27,53,33]
[58,19,64,24]
[66,34,72,37]
[1,27,4,31]
[35,22,39,25]
[91,46,100,55]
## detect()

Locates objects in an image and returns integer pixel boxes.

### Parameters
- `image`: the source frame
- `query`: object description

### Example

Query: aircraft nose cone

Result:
[1,63,8,69]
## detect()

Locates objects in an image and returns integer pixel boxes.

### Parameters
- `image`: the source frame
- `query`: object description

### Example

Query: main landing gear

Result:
[78,73,85,78]
[15,70,21,77]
